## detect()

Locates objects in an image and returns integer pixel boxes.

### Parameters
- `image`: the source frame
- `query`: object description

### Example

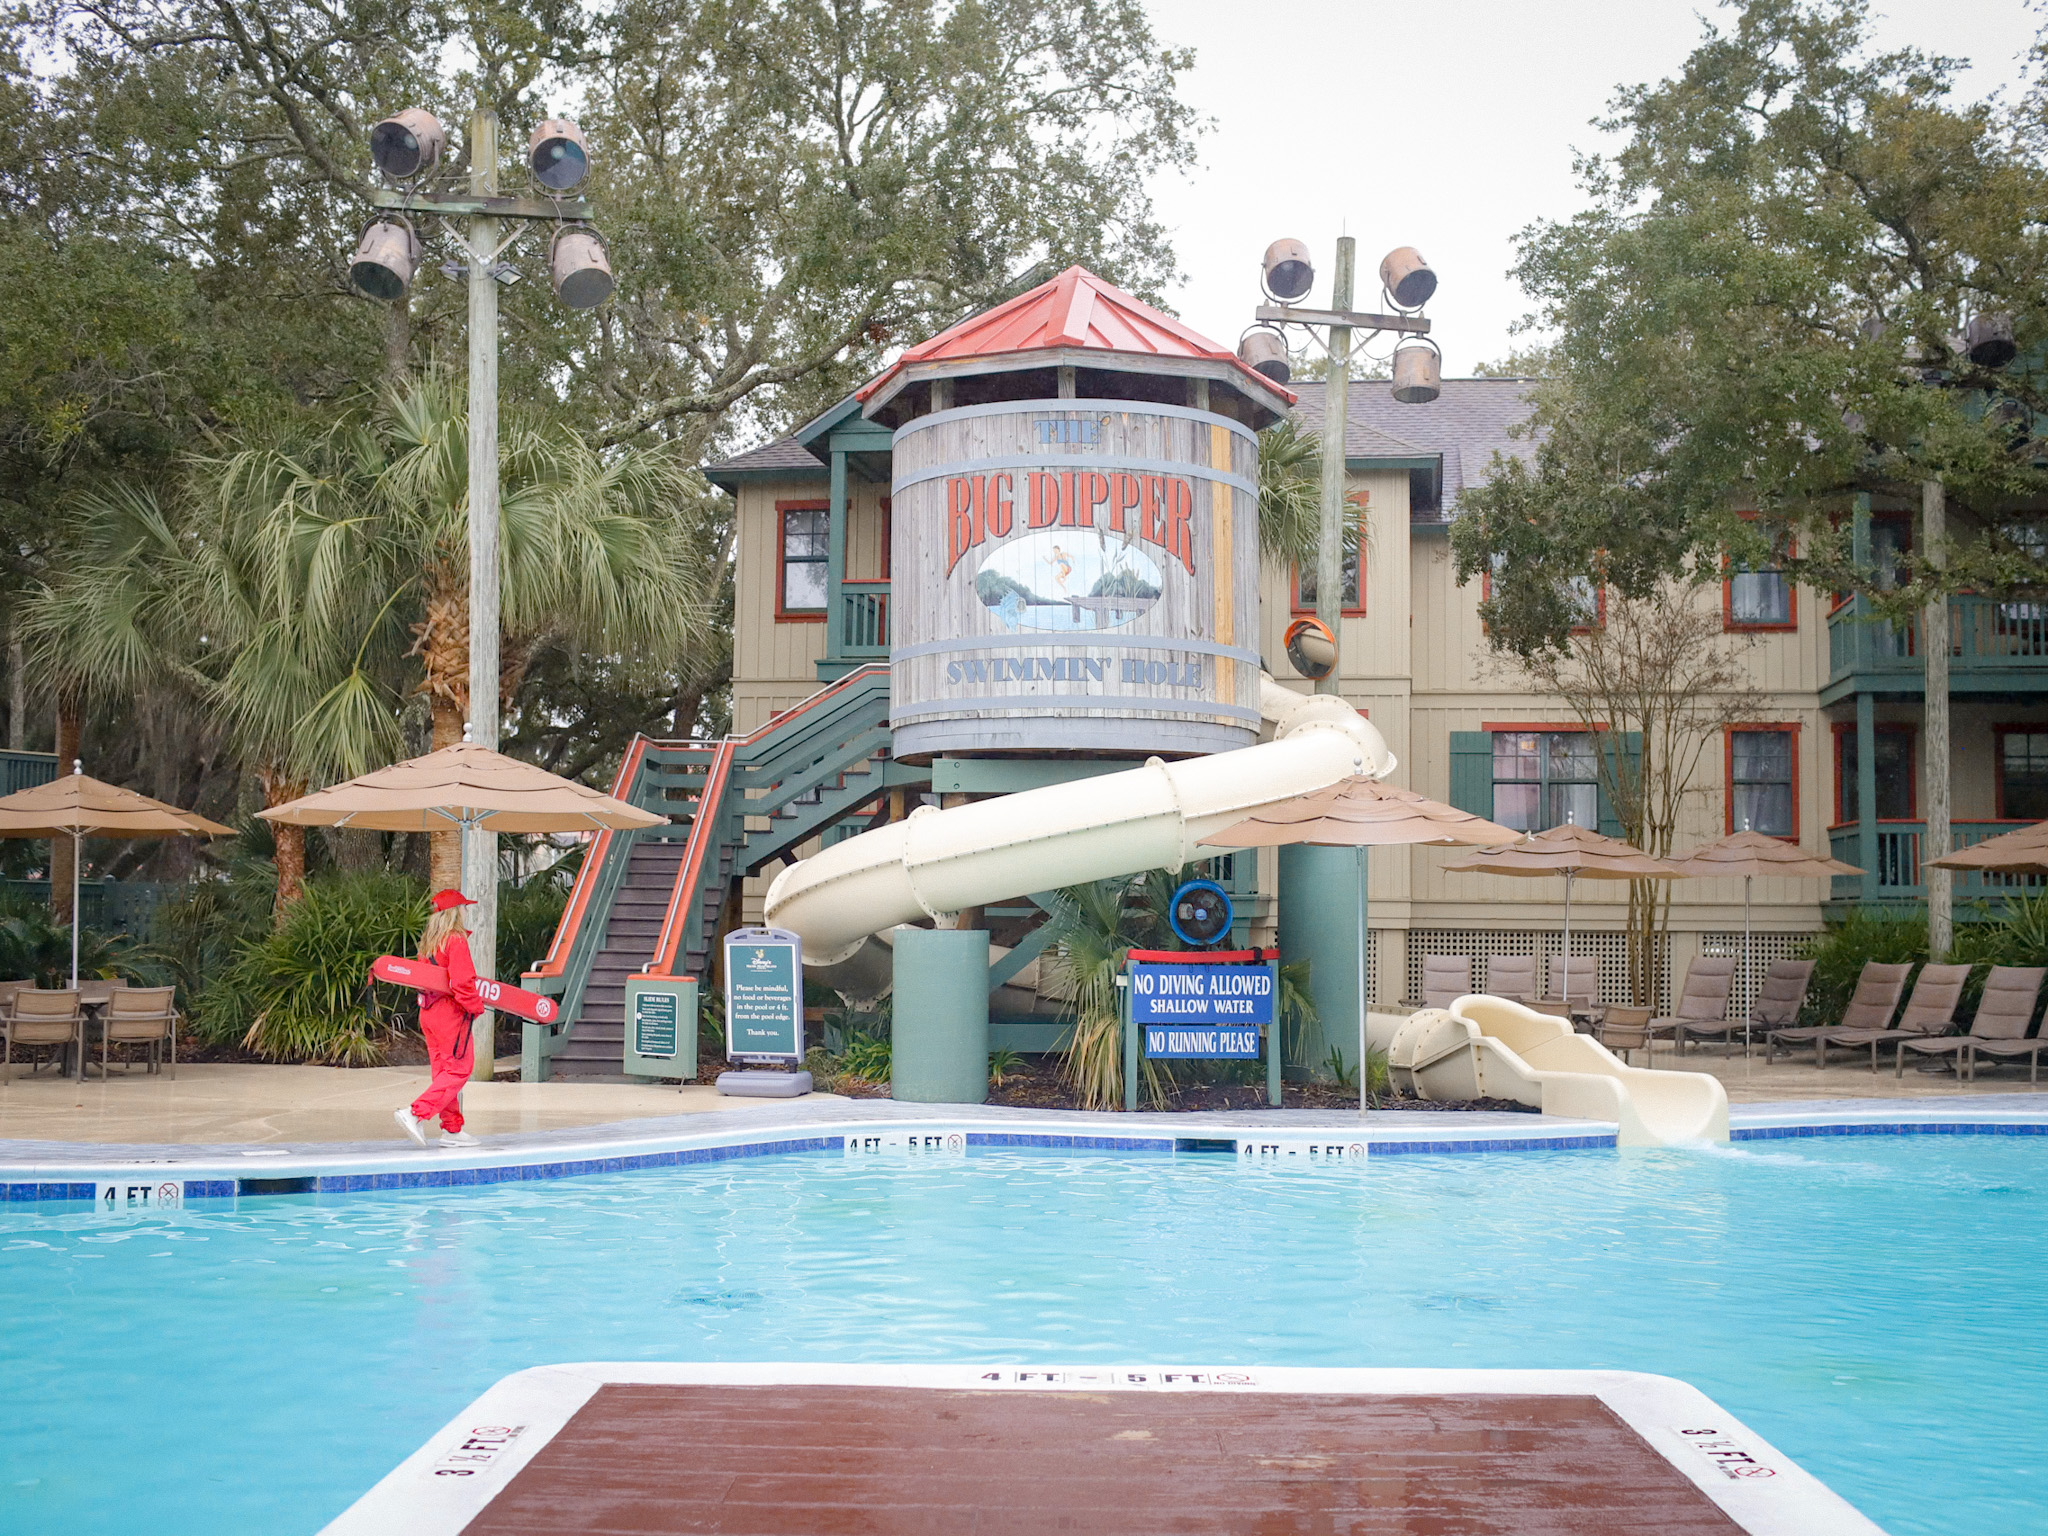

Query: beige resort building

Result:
[706,370,2048,1030]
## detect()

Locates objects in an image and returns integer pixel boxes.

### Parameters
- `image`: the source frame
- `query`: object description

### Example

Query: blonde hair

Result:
[417,905,469,961]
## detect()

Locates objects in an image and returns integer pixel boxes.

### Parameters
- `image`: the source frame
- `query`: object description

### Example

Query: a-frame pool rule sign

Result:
[723,927,804,1063]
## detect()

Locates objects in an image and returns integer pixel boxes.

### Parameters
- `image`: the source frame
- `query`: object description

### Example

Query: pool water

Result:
[2,1139,2043,1535]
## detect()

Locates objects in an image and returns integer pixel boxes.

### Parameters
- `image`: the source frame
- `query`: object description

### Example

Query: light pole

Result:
[1241,236,1441,693]
[350,106,614,1079]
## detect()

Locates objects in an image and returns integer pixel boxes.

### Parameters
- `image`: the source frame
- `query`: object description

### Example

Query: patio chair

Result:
[1898,967,2046,1079]
[2,989,82,1082]
[1811,963,1971,1071]
[0,979,34,1022]
[1669,959,1815,1059]
[1406,955,1473,1012]
[1648,956,1736,1053]
[1766,961,1914,1063]
[1594,1005,1656,1065]
[96,985,179,1079]
[1483,954,1537,1002]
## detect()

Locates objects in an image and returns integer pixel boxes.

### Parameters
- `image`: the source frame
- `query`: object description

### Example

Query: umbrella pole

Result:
[70,829,81,989]
[1742,875,1754,1059]
[1561,870,1573,994]
[1356,846,1368,1114]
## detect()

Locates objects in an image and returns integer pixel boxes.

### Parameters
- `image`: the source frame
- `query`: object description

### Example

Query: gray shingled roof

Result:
[703,436,824,480]
[1290,376,1540,519]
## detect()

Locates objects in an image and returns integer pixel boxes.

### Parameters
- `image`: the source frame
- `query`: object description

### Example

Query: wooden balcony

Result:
[817,579,890,679]
[1824,595,2048,702]
[1828,819,2042,910]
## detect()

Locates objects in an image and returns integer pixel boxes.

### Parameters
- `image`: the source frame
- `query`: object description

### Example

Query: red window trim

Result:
[775,499,828,623]
[1829,720,1917,828]
[1724,722,1801,838]
[1722,514,1798,632]
[1289,492,1368,616]
[1993,722,2048,820]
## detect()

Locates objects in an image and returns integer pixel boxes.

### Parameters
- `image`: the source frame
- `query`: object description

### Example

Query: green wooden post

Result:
[1856,692,1879,906]
[825,446,849,663]
[1265,954,1282,1107]
[891,927,989,1103]
[1122,970,1138,1112]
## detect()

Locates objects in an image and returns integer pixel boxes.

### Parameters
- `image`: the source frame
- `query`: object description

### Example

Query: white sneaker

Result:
[393,1107,429,1147]
[437,1129,479,1149]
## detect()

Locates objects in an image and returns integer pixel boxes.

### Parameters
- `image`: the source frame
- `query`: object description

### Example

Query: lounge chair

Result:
[1594,1005,1656,1064]
[1897,967,2046,1079]
[1767,961,1914,1063]
[1548,955,1600,1007]
[1670,959,1815,1059]
[97,986,179,1079]
[1811,963,1971,1070]
[1406,955,1473,1012]
[1483,954,1537,1002]
[2,989,82,1081]
[1649,956,1736,1053]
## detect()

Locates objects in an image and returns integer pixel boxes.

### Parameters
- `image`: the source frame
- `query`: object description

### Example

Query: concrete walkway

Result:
[0,1051,2037,1149]
[0,1063,837,1146]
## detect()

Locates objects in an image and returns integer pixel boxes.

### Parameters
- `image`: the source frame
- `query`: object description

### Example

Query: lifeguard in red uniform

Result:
[394,888,485,1149]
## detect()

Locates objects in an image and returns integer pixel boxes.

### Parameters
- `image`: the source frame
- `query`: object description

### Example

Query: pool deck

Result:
[323,1363,1884,1536]
[4,1086,2048,1205]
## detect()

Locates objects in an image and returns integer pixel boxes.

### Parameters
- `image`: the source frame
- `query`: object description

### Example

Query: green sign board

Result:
[723,927,804,1062]
[634,990,678,1057]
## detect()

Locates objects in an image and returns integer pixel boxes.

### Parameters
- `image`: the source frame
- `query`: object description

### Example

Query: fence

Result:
[0,878,180,936]
[1404,928,1671,1015]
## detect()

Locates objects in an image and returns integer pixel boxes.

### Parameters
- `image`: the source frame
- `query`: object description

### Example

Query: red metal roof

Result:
[856,266,1296,409]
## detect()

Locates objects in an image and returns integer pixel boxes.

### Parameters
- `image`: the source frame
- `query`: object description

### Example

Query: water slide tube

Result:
[1381,995,1730,1147]
[764,674,1391,968]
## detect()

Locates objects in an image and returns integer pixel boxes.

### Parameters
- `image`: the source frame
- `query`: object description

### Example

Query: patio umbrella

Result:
[1925,819,2048,876]
[0,762,233,985]
[1202,777,1520,1111]
[1442,823,1688,989]
[1669,830,1859,1004]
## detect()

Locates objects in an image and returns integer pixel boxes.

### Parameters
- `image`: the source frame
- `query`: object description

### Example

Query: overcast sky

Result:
[1145,0,2041,375]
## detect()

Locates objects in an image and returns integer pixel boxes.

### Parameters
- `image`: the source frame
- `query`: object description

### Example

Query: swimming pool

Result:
[2,1137,2041,1535]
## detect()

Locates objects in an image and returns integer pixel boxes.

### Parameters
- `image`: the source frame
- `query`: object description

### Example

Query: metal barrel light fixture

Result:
[1379,246,1437,311]
[1966,312,2017,369]
[1261,238,1316,303]
[1391,335,1442,404]
[369,109,445,181]
[550,226,614,310]
[1238,325,1291,383]
[349,217,422,300]
[528,119,590,191]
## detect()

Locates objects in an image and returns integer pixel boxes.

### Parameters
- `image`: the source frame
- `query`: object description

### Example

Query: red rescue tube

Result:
[368,954,560,1024]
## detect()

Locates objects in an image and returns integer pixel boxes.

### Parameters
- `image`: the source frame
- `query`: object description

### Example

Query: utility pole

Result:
[1314,239,1355,697]
[1922,476,1951,959]
[464,106,502,1079]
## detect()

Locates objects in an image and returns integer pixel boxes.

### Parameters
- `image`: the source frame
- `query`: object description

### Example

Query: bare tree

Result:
[1489,582,1766,1004]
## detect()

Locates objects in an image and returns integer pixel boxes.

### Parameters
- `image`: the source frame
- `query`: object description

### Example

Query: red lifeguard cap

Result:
[430,888,476,912]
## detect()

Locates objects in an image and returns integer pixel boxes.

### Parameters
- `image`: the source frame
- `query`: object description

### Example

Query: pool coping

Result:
[5,1093,2048,1206]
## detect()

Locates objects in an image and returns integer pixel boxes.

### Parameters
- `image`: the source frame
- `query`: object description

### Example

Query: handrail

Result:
[641,740,737,979]
[525,736,650,982]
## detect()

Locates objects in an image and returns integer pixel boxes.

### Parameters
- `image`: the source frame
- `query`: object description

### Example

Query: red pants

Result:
[410,1014,474,1132]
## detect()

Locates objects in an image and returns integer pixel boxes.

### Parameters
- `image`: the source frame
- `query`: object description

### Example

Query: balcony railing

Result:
[834,579,890,660]
[1829,819,2043,903]
[1828,594,2048,688]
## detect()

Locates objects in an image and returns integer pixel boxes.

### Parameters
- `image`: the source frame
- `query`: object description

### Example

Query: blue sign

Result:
[1129,961,1274,1027]
[1144,1023,1262,1059]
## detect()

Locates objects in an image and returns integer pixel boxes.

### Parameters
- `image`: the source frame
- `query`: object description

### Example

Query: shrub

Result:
[1953,890,2048,972]
[1797,911,1927,1027]
[194,873,429,1065]
[0,889,153,986]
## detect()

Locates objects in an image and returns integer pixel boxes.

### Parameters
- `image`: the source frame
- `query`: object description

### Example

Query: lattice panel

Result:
[1699,930,1817,1023]
[1405,930,1670,1014]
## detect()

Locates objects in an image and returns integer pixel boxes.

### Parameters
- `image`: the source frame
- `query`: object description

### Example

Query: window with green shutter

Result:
[1450,728,1641,835]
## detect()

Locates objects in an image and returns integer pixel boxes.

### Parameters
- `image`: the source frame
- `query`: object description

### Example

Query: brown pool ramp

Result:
[323,1364,1885,1535]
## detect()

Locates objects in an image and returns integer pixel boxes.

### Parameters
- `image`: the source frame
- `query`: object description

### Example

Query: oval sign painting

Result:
[975,530,1162,632]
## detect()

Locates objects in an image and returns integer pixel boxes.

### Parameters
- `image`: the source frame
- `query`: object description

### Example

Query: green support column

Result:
[825,447,848,664]
[892,927,989,1104]
[1278,843,1365,1080]
[1856,692,1879,906]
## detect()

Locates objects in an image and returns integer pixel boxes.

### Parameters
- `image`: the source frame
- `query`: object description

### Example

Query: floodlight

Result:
[528,118,590,191]
[1261,238,1315,303]
[368,109,445,181]
[1379,246,1437,310]
[550,226,613,309]
[349,218,422,301]
[1967,312,2017,369]
[1390,337,1441,405]
[1237,327,1291,384]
